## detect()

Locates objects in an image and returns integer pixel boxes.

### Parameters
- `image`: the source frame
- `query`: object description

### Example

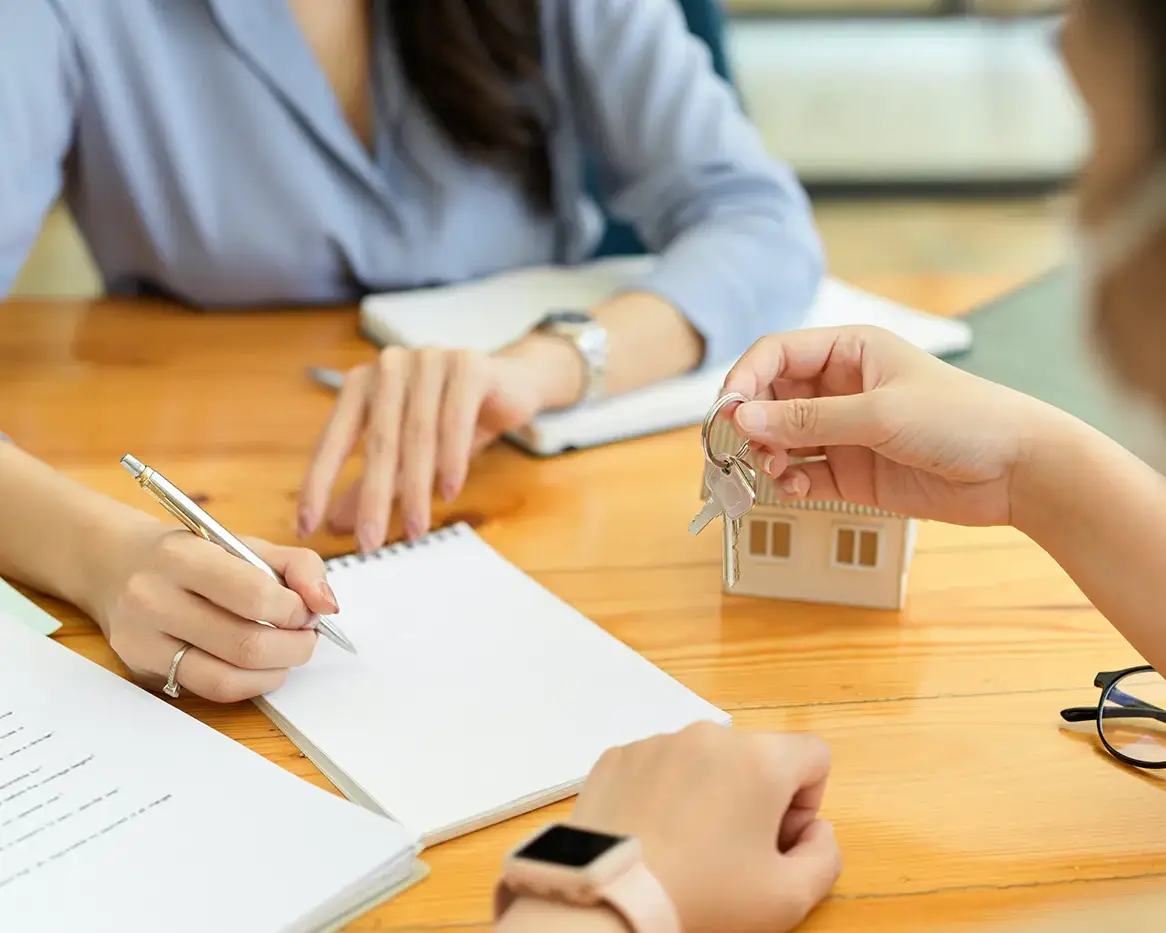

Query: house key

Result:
[693,391,757,587]
[689,460,732,535]
[690,456,757,588]
[719,457,756,588]
[690,457,756,535]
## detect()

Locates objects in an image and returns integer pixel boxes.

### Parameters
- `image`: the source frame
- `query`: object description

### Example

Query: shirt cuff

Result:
[613,225,822,371]
[620,259,814,372]
[624,269,735,368]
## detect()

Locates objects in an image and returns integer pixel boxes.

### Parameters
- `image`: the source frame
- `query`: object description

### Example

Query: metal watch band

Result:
[537,311,608,405]
[573,321,608,405]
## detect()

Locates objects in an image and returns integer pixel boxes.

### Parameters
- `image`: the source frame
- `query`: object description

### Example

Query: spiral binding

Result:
[323,522,470,571]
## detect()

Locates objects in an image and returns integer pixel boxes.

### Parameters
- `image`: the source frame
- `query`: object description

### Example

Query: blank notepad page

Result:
[261,525,728,844]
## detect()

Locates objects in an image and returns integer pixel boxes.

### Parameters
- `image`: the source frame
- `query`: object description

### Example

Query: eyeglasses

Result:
[1060,666,1166,770]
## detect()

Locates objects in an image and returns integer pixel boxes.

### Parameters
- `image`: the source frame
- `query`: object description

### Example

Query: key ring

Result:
[702,392,751,469]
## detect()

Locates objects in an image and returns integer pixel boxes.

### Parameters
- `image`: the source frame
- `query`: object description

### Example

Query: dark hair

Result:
[388,0,553,210]
[1131,0,1166,145]
[1093,0,1166,409]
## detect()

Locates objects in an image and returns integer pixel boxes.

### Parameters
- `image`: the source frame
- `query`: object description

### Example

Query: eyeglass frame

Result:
[1059,665,1166,770]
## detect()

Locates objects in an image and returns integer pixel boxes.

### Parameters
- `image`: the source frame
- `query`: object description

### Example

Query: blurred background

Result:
[11,0,1080,298]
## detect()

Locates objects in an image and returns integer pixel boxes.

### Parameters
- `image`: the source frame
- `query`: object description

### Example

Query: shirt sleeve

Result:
[562,0,824,367]
[0,0,81,298]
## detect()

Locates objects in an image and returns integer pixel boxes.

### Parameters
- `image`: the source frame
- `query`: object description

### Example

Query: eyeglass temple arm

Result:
[1060,705,1166,724]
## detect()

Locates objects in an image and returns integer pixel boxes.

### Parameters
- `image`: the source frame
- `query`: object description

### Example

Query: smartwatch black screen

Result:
[517,825,626,868]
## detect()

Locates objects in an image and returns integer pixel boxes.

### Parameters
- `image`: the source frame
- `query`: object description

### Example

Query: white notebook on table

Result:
[256,523,728,847]
[358,256,974,455]
[0,612,424,933]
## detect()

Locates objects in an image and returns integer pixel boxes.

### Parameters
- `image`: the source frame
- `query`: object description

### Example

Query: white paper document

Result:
[0,613,423,933]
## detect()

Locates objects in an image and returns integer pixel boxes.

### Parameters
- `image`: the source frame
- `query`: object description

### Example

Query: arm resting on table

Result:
[1015,413,1166,674]
[0,441,154,635]
[496,290,706,410]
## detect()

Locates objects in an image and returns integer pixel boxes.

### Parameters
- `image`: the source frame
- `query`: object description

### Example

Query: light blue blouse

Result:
[1,0,823,366]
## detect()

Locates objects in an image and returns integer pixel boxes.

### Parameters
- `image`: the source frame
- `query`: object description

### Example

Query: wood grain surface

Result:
[3,275,1163,932]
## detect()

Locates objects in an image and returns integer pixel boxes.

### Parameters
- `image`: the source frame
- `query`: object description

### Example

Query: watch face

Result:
[516,825,626,868]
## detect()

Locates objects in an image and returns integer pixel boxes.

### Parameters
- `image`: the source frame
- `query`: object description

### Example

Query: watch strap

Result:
[493,859,680,933]
[536,312,607,405]
[573,321,607,405]
[602,860,682,933]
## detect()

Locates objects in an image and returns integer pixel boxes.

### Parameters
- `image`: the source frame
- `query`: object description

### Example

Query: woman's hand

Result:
[298,346,556,552]
[720,325,1070,527]
[566,723,841,933]
[89,522,338,703]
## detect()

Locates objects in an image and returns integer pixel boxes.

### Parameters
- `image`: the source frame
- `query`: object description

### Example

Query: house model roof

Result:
[705,418,906,520]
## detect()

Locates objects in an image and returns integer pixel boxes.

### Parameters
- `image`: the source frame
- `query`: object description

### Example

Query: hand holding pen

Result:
[106,455,355,703]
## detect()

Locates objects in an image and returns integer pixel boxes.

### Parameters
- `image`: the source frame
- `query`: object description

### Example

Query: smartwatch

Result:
[494,823,680,933]
[534,310,608,405]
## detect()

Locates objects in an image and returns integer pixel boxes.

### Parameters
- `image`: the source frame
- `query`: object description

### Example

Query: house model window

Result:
[748,518,793,561]
[702,419,919,610]
[833,526,880,569]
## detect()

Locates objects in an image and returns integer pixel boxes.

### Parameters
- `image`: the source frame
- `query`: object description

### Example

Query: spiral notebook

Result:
[255,524,728,847]
[358,257,974,456]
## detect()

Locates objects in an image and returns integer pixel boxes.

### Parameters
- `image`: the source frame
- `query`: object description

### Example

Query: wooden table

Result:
[3,276,1164,932]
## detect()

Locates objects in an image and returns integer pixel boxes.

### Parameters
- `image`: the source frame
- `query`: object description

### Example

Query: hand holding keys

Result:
[690,393,757,588]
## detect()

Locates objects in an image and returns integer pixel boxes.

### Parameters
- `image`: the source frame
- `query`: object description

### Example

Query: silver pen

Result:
[120,454,357,654]
[306,366,344,392]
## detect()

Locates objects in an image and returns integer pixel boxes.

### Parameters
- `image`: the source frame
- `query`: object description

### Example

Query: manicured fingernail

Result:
[403,517,424,541]
[736,403,764,433]
[762,455,776,476]
[781,472,806,498]
[439,478,459,503]
[316,580,339,614]
[357,522,382,553]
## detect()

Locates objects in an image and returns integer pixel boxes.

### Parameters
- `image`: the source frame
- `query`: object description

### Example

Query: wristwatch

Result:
[494,823,680,933]
[534,310,608,405]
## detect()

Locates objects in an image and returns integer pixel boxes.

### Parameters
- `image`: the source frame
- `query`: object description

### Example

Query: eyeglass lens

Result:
[1101,669,1166,766]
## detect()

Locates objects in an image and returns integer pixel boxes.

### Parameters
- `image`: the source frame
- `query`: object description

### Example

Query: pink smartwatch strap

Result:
[493,860,680,933]
[602,861,682,933]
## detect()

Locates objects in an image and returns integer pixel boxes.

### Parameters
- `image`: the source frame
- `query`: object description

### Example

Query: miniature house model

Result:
[705,420,918,610]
